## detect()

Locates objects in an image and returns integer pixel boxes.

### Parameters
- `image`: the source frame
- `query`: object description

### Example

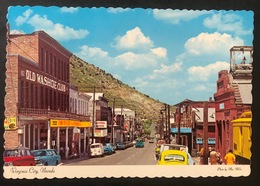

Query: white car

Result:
[90,143,104,157]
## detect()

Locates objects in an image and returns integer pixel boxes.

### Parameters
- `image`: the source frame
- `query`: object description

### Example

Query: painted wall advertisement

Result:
[4,117,17,130]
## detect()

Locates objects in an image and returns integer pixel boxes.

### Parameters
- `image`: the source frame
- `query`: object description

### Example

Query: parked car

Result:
[4,146,35,166]
[31,149,61,166]
[135,141,144,148]
[157,150,189,165]
[116,142,126,150]
[104,143,116,153]
[90,143,104,157]
[103,146,113,155]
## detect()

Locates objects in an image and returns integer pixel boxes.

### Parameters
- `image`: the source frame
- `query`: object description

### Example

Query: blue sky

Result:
[7,6,254,105]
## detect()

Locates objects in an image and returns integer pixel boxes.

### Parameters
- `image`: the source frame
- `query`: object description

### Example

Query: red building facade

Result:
[5,30,91,159]
[214,46,252,159]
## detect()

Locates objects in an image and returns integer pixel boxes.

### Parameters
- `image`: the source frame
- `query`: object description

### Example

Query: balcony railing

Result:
[19,108,91,121]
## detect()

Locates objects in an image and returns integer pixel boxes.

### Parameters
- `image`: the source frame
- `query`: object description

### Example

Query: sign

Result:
[96,121,107,128]
[4,117,17,130]
[50,119,92,128]
[94,129,107,137]
[23,69,66,92]
[170,128,192,133]
[196,138,216,144]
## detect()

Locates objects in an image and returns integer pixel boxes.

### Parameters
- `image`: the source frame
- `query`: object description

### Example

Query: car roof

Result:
[31,149,55,152]
[5,146,30,150]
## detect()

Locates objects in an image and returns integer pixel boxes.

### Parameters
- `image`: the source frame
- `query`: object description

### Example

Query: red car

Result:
[4,146,35,166]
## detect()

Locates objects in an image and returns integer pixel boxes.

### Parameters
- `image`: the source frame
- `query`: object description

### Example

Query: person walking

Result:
[224,149,236,165]
[209,148,218,165]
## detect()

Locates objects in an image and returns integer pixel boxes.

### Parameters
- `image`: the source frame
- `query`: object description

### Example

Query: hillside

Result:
[69,55,167,121]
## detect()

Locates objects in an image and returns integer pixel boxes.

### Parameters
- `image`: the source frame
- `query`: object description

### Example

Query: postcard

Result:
[1,1,256,181]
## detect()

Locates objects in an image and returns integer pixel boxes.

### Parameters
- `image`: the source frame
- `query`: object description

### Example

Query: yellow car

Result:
[157,150,189,165]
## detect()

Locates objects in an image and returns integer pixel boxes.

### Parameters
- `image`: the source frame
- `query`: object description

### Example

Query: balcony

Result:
[18,108,91,121]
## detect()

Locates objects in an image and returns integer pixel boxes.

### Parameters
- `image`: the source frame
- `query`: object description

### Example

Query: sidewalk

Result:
[60,155,90,165]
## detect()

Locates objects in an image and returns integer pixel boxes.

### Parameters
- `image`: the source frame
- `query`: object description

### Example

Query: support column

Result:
[65,127,69,159]
[28,124,31,149]
[84,128,87,155]
[78,129,81,156]
[37,124,40,149]
[23,125,26,147]
[47,120,51,149]
[57,127,60,154]
[32,124,35,150]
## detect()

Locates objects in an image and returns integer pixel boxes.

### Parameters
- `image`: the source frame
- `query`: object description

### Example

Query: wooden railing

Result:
[18,108,91,121]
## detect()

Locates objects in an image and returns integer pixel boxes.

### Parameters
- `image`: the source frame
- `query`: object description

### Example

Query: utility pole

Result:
[164,104,167,141]
[203,101,209,165]
[168,104,171,144]
[177,103,181,144]
[91,86,96,144]
[111,97,115,144]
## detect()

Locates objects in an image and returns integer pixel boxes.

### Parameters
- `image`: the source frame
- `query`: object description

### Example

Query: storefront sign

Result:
[24,69,66,92]
[50,119,92,128]
[4,117,17,130]
[196,138,216,144]
[170,128,192,133]
[94,129,107,137]
[96,121,107,128]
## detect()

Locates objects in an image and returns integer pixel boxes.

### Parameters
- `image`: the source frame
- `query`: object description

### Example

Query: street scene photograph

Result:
[3,5,253,178]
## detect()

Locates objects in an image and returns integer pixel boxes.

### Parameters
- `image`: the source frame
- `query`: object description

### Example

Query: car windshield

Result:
[164,154,185,162]
[91,145,100,148]
[4,149,31,157]
[31,151,46,156]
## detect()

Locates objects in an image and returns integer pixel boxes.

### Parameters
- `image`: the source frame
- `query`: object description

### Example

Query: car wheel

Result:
[56,161,59,166]
[45,162,48,166]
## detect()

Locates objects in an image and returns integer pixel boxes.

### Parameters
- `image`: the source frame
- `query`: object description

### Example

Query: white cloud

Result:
[187,61,230,81]
[28,14,89,41]
[60,7,79,13]
[203,12,252,35]
[114,27,154,51]
[153,9,210,24]
[107,7,130,14]
[152,62,182,76]
[114,52,156,69]
[75,45,109,60]
[150,47,167,58]
[184,32,244,56]
[15,9,33,26]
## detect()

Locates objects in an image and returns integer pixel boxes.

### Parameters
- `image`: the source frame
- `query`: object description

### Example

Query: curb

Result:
[61,156,90,165]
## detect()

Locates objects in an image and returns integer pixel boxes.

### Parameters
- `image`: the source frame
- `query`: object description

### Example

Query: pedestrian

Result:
[209,148,218,165]
[224,149,236,165]
[199,147,204,165]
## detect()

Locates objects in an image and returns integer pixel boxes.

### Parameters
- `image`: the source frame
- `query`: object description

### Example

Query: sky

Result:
[7,6,254,105]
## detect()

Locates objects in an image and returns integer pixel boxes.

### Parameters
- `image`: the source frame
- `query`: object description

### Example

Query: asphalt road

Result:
[65,141,158,166]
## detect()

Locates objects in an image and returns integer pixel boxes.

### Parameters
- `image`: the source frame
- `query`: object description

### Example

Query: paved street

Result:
[62,141,201,166]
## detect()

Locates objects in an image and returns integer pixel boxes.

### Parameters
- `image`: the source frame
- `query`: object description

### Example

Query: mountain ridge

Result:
[69,55,168,121]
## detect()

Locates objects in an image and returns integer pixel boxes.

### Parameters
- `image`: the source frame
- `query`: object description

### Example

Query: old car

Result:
[90,143,104,157]
[135,140,144,148]
[159,144,194,165]
[116,142,126,150]
[31,149,61,166]
[155,139,166,160]
[104,143,116,153]
[103,145,113,155]
[4,146,35,166]
[157,150,189,165]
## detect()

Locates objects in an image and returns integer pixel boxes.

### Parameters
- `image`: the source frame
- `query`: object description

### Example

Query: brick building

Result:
[5,29,91,159]
[173,99,216,155]
[214,46,252,159]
